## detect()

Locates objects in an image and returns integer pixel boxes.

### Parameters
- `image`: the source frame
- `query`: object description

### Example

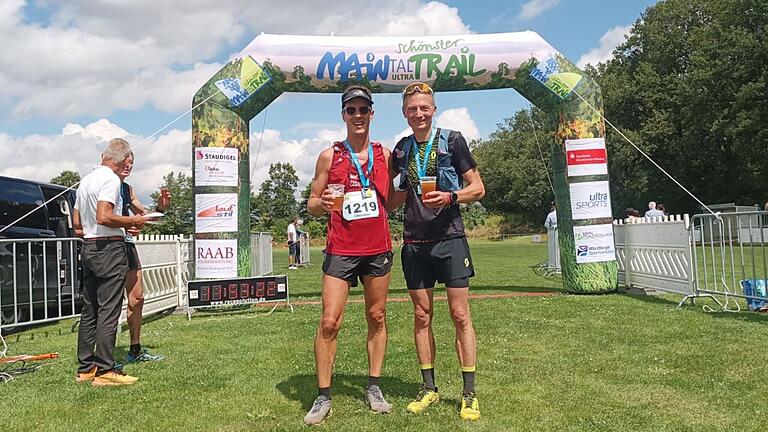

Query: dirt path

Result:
[287,291,558,307]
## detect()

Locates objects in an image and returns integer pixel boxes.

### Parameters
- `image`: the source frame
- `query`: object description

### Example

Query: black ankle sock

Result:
[421,367,436,391]
[368,376,380,388]
[462,371,475,394]
[130,344,141,355]
[318,387,331,399]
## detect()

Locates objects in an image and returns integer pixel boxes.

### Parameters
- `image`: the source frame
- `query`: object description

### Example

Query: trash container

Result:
[740,279,767,311]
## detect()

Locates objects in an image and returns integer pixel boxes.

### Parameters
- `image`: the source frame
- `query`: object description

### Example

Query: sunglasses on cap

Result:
[403,82,434,97]
[343,106,371,116]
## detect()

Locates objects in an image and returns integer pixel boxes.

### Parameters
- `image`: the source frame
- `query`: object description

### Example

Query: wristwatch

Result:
[450,191,459,205]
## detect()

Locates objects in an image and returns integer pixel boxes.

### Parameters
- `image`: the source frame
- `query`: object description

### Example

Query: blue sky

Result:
[0,0,658,202]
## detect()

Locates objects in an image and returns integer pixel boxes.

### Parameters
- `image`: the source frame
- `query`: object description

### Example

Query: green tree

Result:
[252,162,300,221]
[473,108,556,223]
[591,0,768,214]
[142,172,193,235]
[50,170,80,187]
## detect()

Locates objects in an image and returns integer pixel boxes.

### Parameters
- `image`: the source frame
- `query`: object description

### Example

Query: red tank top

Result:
[325,141,392,256]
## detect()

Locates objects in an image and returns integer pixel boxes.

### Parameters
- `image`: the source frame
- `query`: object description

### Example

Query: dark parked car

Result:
[0,175,82,327]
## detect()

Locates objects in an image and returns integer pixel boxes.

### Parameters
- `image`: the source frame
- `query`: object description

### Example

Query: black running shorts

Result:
[125,242,142,270]
[322,251,394,287]
[401,237,474,289]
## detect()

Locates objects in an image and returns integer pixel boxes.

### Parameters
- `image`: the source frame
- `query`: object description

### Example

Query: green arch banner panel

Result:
[192,32,618,294]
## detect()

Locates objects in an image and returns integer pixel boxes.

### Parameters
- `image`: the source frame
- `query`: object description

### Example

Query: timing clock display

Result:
[187,275,288,308]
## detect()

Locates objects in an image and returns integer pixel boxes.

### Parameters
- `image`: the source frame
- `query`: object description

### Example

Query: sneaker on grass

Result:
[459,392,480,420]
[92,369,138,387]
[366,385,392,414]
[126,349,166,363]
[75,367,97,383]
[303,395,332,426]
[406,384,439,414]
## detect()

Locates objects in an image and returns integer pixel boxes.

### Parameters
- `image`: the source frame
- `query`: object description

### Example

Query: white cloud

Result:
[1,1,471,121]
[577,25,632,68]
[383,1,471,36]
[0,119,190,205]
[518,0,561,21]
[436,108,480,141]
[249,127,344,192]
[62,119,129,141]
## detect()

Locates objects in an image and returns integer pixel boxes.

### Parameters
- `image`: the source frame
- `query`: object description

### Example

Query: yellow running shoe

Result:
[459,392,480,420]
[406,385,439,414]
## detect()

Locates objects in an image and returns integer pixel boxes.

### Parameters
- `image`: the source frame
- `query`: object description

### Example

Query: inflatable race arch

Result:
[192,32,618,294]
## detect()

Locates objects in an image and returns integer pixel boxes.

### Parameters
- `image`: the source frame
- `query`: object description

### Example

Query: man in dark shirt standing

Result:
[389,82,485,420]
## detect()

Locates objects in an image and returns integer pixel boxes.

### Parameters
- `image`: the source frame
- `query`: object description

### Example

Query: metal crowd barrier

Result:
[250,232,274,276]
[688,211,768,311]
[1,233,276,331]
[0,237,82,330]
[298,233,310,266]
[614,211,768,311]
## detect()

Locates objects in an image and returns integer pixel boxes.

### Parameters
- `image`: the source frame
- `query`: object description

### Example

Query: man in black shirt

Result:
[389,82,485,420]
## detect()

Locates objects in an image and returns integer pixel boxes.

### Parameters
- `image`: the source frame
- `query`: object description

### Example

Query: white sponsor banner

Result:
[565,138,608,177]
[574,224,616,264]
[196,194,238,233]
[194,147,239,187]
[195,239,238,278]
[569,181,612,220]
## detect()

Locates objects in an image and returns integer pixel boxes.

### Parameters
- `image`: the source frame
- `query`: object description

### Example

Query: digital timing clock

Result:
[187,275,288,308]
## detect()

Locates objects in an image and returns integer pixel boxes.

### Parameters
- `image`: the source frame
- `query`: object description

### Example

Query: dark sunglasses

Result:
[343,106,371,116]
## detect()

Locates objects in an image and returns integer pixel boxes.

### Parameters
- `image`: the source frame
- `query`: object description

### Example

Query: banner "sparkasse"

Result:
[565,138,607,177]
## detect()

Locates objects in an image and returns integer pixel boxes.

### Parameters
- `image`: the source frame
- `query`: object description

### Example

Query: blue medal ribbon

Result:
[410,127,436,179]
[343,140,374,192]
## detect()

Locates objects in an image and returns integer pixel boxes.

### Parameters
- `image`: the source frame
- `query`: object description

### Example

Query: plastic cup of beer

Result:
[420,176,437,201]
[328,183,345,211]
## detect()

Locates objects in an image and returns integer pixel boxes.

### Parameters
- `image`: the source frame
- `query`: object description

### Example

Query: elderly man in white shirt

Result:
[73,138,149,387]
[644,201,665,218]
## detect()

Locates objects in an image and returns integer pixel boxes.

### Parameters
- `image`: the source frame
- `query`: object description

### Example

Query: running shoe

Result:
[459,392,480,420]
[406,384,439,414]
[125,349,166,363]
[366,385,392,413]
[304,395,332,425]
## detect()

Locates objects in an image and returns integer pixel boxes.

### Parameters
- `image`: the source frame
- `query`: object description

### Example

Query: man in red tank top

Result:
[304,85,394,425]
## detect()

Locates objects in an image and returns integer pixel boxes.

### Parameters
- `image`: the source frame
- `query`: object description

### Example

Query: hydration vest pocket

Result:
[437,152,461,192]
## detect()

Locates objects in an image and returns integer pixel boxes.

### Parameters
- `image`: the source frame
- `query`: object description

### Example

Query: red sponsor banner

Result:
[567,148,607,166]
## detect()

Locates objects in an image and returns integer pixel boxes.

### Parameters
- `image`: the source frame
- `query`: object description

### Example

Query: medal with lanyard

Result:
[411,127,436,194]
[341,140,380,221]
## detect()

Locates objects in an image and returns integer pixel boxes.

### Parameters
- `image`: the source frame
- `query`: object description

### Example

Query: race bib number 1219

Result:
[342,190,380,221]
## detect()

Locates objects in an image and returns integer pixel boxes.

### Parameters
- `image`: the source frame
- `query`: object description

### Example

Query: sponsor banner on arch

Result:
[195,239,238,278]
[573,224,616,264]
[194,147,239,187]
[569,180,612,220]
[565,138,607,177]
[195,194,238,233]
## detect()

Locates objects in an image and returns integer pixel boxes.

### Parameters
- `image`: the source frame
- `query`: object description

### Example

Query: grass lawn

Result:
[3,240,768,431]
